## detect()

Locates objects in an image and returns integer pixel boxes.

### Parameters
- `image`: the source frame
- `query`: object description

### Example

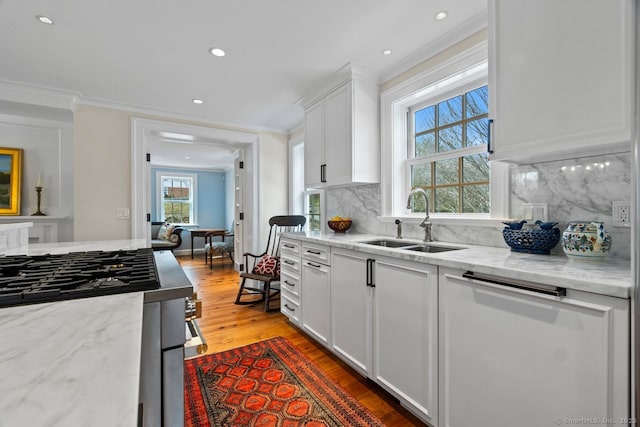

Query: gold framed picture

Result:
[0,147,23,215]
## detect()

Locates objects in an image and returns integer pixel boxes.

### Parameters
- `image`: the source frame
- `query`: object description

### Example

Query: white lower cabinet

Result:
[301,243,331,347]
[331,249,372,376]
[373,256,438,426]
[331,248,438,425]
[280,238,302,326]
[439,268,630,427]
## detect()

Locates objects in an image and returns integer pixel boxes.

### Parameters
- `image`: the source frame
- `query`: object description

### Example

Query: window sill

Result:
[378,216,513,228]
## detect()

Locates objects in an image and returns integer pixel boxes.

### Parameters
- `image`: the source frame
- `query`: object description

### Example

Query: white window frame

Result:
[155,171,198,225]
[288,133,305,216]
[380,41,509,227]
[304,188,326,234]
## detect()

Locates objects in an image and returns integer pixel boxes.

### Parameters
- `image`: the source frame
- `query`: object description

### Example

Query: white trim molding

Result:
[380,38,509,222]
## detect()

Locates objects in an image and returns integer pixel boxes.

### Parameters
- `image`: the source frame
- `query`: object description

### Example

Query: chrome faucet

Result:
[395,219,402,239]
[406,188,432,242]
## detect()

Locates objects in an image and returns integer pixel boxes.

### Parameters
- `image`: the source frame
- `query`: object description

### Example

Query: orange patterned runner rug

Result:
[184,336,385,426]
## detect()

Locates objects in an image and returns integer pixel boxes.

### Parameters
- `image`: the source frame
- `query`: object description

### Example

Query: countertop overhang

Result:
[282,232,631,299]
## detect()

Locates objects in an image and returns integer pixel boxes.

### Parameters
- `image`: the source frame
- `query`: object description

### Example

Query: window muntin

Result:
[407,85,489,214]
[160,175,194,224]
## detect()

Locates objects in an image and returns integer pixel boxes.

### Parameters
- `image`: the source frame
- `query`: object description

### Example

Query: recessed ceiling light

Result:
[192,99,204,104]
[184,156,191,160]
[434,11,448,21]
[209,47,226,57]
[36,15,54,25]
[382,49,392,56]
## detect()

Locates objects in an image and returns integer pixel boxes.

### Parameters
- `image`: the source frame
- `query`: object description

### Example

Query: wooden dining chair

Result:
[234,215,306,312]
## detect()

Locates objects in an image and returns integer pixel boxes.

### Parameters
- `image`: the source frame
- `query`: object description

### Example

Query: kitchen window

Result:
[407,85,490,213]
[380,46,508,223]
[157,173,196,224]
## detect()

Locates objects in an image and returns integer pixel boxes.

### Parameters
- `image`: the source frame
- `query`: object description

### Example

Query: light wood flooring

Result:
[177,255,426,426]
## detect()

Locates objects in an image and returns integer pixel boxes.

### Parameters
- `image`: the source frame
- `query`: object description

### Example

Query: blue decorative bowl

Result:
[503,227,560,254]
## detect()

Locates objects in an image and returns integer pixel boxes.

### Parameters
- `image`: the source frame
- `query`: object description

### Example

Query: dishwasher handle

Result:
[462,271,566,297]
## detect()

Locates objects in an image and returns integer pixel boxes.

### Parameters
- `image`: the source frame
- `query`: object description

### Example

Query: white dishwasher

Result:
[438,267,630,427]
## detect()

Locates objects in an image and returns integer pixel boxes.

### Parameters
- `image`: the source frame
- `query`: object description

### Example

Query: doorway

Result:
[131,118,259,270]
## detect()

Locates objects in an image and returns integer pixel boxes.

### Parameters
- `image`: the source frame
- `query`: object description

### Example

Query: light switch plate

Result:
[521,203,548,222]
[116,208,130,220]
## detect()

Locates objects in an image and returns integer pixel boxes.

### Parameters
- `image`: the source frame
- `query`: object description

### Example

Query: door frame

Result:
[131,117,260,261]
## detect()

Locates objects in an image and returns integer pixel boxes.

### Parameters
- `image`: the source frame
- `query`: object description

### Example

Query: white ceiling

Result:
[0,0,487,169]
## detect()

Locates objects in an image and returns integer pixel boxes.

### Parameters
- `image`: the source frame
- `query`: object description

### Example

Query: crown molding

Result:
[379,9,488,84]
[0,80,80,110]
[0,79,288,135]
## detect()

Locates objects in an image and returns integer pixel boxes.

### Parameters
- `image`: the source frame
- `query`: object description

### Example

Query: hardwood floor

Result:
[177,255,426,426]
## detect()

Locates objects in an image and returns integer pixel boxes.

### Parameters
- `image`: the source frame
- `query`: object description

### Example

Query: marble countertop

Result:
[25,238,149,255]
[282,232,632,299]
[0,292,144,427]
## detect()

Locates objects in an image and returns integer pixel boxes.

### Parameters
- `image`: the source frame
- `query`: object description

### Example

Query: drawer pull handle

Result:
[284,280,295,287]
[462,271,566,297]
[307,262,322,269]
[306,250,321,255]
[284,244,295,248]
[283,260,295,265]
[284,304,295,312]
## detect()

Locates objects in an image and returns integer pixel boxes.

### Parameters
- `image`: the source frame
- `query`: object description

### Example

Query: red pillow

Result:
[252,255,280,276]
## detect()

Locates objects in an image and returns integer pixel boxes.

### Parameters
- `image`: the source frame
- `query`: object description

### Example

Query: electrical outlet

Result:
[612,201,631,227]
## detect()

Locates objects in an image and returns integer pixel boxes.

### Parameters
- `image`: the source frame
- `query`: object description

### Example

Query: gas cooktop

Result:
[0,248,160,308]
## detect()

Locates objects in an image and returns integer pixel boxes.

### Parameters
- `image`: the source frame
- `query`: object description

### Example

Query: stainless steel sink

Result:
[401,244,463,253]
[358,239,417,248]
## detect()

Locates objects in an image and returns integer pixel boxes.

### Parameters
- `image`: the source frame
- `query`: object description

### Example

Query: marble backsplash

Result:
[326,152,631,259]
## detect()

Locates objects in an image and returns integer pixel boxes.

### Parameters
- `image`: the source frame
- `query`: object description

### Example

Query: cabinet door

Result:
[324,82,353,186]
[330,248,372,377]
[489,0,634,163]
[373,257,438,425]
[304,100,325,188]
[439,268,630,427]
[301,260,331,347]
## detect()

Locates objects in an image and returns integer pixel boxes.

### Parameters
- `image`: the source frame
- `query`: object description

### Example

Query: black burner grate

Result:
[0,248,159,308]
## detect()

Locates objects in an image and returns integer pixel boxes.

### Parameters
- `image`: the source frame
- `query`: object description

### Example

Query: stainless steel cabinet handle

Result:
[462,271,566,297]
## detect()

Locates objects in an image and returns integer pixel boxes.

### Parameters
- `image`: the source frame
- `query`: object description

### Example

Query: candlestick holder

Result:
[31,186,46,216]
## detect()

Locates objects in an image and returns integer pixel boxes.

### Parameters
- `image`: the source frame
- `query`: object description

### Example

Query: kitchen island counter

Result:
[0,292,144,427]
[282,232,632,299]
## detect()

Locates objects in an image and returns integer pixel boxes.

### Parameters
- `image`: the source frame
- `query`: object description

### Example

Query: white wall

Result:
[73,104,288,244]
[0,112,74,241]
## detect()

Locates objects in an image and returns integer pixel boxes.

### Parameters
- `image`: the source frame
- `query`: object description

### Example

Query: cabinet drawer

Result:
[281,294,300,324]
[280,239,301,256]
[301,244,330,264]
[281,271,300,298]
[280,254,301,274]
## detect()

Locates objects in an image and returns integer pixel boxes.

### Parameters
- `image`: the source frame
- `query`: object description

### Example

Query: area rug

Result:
[184,336,385,427]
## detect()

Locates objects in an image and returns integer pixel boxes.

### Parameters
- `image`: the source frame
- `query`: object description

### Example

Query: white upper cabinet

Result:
[303,65,380,188]
[488,0,635,164]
